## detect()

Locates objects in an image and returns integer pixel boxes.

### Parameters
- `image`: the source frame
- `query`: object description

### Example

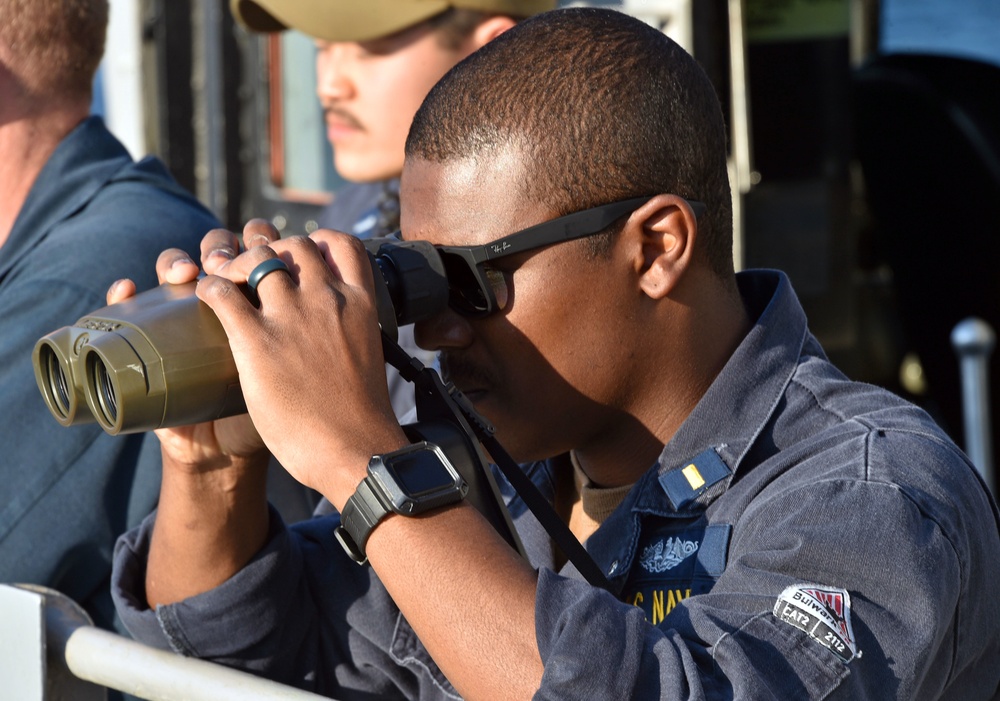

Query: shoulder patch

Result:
[772,583,861,664]
[659,448,732,510]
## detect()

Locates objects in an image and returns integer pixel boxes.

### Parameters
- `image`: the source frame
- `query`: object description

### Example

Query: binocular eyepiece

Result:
[32,237,447,435]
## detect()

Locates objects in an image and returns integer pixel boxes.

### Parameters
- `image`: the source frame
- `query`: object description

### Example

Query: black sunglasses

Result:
[434,196,705,317]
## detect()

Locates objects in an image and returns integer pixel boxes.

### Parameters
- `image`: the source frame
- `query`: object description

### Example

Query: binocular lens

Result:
[33,240,449,434]
[41,345,71,420]
[88,354,119,426]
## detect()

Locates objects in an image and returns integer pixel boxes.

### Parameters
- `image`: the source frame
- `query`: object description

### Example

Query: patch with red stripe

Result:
[773,583,860,663]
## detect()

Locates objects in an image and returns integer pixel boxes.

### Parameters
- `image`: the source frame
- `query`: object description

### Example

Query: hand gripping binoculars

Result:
[32,237,448,435]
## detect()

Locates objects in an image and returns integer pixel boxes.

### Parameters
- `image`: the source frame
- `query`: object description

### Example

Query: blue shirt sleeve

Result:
[112,507,463,700]
[532,432,982,700]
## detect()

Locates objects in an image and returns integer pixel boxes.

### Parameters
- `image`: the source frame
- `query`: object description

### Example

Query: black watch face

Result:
[389,449,458,497]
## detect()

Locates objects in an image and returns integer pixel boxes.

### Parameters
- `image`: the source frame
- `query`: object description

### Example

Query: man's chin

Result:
[333,155,403,184]
[470,409,547,463]
[459,390,498,428]
[458,389,503,431]
[460,388,487,405]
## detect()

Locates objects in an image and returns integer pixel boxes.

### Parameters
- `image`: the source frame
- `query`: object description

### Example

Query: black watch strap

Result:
[335,478,389,564]
[335,442,467,565]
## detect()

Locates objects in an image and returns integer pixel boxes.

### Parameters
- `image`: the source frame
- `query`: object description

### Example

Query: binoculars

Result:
[32,237,448,435]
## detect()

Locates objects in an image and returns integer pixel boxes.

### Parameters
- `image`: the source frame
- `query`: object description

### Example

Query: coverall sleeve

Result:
[533,432,984,700]
[112,506,462,700]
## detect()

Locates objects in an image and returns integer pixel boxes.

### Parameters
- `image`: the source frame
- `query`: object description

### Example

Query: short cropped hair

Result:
[407,7,734,277]
[0,0,108,104]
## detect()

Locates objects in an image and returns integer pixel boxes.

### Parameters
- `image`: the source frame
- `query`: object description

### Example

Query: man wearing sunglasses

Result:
[112,7,1000,700]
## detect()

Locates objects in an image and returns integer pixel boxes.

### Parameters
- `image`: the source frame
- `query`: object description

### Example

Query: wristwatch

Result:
[335,441,468,564]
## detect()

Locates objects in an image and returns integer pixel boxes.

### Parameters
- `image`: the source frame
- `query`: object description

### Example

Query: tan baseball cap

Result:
[231,0,556,43]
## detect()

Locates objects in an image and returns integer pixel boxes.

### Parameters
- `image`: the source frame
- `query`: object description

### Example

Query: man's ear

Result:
[626,194,698,300]
[467,16,518,52]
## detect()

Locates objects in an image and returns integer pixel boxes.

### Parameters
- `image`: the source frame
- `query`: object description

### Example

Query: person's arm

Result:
[190,229,545,699]
[105,224,275,608]
[146,447,270,605]
[366,502,543,698]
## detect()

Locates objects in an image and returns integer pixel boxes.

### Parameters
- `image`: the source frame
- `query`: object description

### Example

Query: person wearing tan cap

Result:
[232,0,554,196]
[231,0,555,421]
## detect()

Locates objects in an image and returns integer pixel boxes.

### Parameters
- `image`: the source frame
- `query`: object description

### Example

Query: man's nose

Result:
[414,306,476,353]
[316,44,354,101]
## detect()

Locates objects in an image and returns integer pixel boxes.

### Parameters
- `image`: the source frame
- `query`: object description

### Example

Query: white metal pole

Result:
[1,584,333,701]
[62,626,331,701]
[102,0,146,158]
[951,317,996,494]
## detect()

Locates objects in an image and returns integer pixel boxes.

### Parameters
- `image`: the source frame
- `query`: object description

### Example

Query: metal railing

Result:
[952,317,996,495]
[0,584,331,701]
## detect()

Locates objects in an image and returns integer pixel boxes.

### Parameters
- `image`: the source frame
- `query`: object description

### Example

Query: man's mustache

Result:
[323,106,365,132]
[440,353,497,393]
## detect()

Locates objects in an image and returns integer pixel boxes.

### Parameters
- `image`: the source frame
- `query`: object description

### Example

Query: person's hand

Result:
[106,222,276,472]
[108,221,293,607]
[190,225,408,509]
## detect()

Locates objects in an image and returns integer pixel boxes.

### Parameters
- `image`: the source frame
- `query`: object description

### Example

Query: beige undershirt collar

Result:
[554,452,635,568]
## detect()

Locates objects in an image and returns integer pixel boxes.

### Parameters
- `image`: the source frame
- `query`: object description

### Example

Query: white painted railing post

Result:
[0,584,334,701]
[951,317,996,495]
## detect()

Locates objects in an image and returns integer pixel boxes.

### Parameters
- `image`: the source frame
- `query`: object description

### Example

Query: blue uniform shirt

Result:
[0,116,218,630]
[112,270,1000,699]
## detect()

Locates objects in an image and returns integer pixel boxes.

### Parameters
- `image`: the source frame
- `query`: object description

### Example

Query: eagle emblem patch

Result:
[639,537,699,573]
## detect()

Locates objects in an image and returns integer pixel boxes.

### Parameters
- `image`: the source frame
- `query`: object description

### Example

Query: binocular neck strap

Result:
[381,332,613,592]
